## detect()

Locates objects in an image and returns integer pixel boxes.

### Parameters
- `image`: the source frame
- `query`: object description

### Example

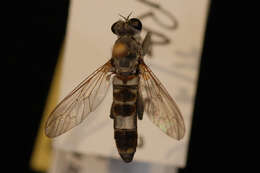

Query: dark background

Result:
[5,1,244,172]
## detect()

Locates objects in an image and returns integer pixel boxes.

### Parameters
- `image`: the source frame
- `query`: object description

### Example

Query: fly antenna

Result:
[126,11,133,20]
[119,13,127,21]
[119,12,133,22]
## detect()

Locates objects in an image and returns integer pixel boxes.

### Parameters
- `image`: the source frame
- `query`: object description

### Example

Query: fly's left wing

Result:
[139,61,185,140]
[45,60,113,138]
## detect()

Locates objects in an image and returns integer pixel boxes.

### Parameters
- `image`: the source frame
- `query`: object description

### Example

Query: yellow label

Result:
[30,45,64,172]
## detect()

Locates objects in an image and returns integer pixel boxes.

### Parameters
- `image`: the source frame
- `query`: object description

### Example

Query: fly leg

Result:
[137,92,144,120]
[110,103,114,119]
[142,32,152,57]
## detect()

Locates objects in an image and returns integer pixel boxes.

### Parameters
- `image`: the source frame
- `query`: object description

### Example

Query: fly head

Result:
[111,17,142,36]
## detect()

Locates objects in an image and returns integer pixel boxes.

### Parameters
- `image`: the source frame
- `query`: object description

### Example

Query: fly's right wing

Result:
[139,61,185,140]
[45,60,113,138]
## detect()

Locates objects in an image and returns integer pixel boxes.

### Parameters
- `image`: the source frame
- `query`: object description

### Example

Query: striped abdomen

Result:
[111,74,139,162]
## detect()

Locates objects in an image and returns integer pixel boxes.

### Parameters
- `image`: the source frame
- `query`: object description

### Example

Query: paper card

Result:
[49,148,178,173]
[52,0,209,167]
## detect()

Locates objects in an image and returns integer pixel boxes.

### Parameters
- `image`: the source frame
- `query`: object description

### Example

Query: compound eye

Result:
[111,21,124,35]
[129,18,142,31]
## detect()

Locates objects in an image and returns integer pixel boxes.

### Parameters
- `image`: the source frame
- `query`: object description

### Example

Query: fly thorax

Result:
[112,36,140,75]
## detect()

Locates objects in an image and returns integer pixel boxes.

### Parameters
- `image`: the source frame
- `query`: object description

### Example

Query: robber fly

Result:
[45,14,185,163]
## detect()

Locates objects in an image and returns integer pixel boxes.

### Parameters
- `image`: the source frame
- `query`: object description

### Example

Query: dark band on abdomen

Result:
[113,88,136,102]
[113,104,136,117]
[114,129,137,162]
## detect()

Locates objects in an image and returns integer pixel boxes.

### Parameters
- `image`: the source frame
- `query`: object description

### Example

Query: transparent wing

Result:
[45,60,113,138]
[139,61,185,140]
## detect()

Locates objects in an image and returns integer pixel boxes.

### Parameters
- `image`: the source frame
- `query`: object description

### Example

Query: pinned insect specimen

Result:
[45,14,185,163]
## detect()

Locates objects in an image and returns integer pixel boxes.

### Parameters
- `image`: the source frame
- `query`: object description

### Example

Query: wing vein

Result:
[45,60,113,138]
[139,62,185,140]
